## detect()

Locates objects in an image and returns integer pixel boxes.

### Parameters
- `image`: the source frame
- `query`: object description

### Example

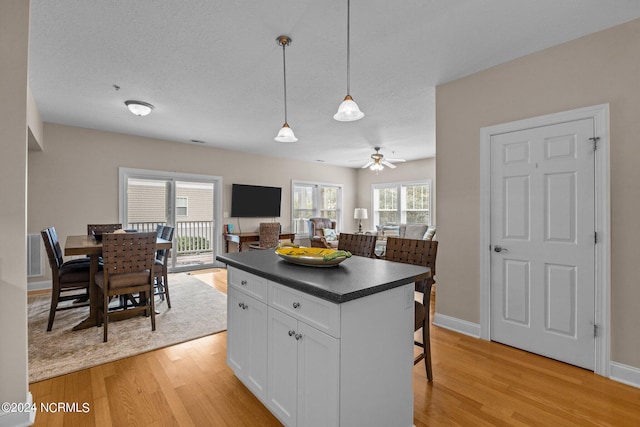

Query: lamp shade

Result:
[334,95,364,122]
[353,208,368,219]
[125,100,154,116]
[274,123,298,143]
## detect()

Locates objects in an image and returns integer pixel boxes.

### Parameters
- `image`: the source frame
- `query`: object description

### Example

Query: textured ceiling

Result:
[28,1,640,168]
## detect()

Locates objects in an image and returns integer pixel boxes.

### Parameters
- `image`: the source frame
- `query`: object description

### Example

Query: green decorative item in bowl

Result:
[275,246,352,267]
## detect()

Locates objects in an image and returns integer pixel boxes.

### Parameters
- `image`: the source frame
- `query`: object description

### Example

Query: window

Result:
[176,197,188,216]
[372,180,431,226]
[292,181,343,235]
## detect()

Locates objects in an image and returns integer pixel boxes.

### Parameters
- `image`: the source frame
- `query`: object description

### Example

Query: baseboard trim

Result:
[609,362,640,389]
[432,313,481,338]
[28,280,51,292]
[0,392,35,427]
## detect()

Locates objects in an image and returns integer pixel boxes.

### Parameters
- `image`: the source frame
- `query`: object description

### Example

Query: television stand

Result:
[224,232,295,252]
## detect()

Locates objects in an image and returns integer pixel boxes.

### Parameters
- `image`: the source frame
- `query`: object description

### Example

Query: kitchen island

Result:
[216,250,430,427]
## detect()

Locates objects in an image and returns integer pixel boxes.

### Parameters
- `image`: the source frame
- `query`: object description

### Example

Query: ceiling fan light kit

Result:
[334,0,364,122]
[274,35,298,143]
[361,146,405,172]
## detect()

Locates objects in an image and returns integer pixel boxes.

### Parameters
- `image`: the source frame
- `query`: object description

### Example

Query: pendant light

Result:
[334,0,364,122]
[275,35,298,143]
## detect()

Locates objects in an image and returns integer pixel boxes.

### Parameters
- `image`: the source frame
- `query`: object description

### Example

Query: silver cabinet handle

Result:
[288,330,296,336]
[292,302,300,309]
[241,280,247,286]
[238,302,243,308]
[295,334,303,341]
[238,302,248,310]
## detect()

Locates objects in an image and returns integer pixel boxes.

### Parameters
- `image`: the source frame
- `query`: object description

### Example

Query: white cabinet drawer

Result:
[228,267,268,302]
[268,282,340,338]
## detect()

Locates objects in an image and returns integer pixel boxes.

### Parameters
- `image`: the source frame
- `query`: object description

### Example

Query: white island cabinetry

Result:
[220,252,426,427]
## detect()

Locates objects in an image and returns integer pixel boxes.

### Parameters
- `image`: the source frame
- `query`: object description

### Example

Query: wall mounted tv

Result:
[231,184,282,218]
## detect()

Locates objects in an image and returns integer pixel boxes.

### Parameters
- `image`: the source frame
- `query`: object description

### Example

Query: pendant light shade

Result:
[275,35,297,143]
[334,95,364,122]
[334,0,364,122]
[275,123,297,143]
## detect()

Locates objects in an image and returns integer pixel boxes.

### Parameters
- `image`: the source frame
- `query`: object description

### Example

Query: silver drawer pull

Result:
[241,280,248,286]
[295,334,303,341]
[288,330,296,336]
[292,302,300,309]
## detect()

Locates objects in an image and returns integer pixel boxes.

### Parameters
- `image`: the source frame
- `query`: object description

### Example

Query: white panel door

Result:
[490,118,596,369]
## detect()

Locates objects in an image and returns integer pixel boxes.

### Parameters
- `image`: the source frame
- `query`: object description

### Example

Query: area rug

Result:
[28,273,227,383]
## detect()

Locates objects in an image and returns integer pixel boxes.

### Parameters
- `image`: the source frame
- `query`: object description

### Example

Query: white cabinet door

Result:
[268,306,299,426]
[268,306,340,427]
[228,287,268,402]
[297,322,339,427]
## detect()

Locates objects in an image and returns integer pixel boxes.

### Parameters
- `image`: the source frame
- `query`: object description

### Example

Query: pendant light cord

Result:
[282,42,288,124]
[346,0,351,96]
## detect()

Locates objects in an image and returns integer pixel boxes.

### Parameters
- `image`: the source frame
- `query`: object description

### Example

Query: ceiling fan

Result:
[361,147,406,171]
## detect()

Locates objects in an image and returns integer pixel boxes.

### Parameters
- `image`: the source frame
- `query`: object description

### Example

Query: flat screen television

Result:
[231,184,282,218]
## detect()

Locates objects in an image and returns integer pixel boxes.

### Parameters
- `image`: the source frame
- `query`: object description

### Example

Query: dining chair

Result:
[337,233,377,258]
[95,231,157,342]
[87,223,123,240]
[41,227,91,331]
[153,225,174,308]
[384,237,438,381]
[248,223,281,250]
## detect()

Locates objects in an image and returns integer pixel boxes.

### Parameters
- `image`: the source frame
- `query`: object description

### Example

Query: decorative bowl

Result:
[275,246,351,267]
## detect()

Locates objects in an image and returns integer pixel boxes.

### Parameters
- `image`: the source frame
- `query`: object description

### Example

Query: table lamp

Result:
[354,208,368,233]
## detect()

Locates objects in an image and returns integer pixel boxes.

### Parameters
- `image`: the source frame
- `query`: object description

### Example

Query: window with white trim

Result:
[292,181,343,235]
[176,197,188,216]
[372,180,431,226]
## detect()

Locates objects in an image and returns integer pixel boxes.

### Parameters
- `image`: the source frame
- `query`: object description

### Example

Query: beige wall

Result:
[0,0,30,421]
[355,157,436,231]
[436,18,640,368]
[28,123,360,280]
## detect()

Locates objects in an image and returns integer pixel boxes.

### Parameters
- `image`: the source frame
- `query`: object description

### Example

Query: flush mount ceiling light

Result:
[334,0,364,122]
[275,35,298,143]
[125,100,154,116]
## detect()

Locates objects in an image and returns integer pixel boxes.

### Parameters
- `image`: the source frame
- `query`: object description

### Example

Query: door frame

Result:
[118,167,225,270]
[479,104,610,376]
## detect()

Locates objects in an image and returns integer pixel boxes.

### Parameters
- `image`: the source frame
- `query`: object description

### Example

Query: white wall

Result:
[0,0,31,425]
[436,18,640,368]
[28,123,360,281]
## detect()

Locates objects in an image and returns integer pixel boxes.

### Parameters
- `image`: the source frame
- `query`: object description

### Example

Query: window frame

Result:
[291,180,343,237]
[176,196,189,216]
[371,179,432,227]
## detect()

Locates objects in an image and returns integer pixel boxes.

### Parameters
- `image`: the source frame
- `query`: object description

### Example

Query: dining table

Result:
[64,234,172,331]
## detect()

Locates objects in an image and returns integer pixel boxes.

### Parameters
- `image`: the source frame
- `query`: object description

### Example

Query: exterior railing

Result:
[127,221,213,255]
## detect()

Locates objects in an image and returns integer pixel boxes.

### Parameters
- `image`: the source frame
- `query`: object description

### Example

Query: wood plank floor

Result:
[30,270,640,426]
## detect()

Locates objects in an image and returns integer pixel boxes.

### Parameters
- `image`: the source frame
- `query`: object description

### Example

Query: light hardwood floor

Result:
[30,270,640,426]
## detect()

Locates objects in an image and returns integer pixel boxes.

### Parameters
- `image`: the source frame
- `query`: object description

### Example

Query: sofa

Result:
[370,224,436,257]
[376,224,436,241]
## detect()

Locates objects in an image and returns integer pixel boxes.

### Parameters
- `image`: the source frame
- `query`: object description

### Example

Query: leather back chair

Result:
[96,232,157,342]
[384,237,438,381]
[41,227,91,331]
[308,217,339,249]
[337,233,377,258]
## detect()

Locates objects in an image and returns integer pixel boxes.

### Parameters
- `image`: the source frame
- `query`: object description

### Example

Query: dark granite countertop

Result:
[216,250,430,304]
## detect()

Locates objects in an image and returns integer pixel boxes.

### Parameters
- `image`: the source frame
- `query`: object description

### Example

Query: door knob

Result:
[494,245,508,253]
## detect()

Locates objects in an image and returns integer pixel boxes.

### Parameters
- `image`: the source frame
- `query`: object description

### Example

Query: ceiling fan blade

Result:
[362,161,374,169]
[381,160,397,168]
[386,158,406,162]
